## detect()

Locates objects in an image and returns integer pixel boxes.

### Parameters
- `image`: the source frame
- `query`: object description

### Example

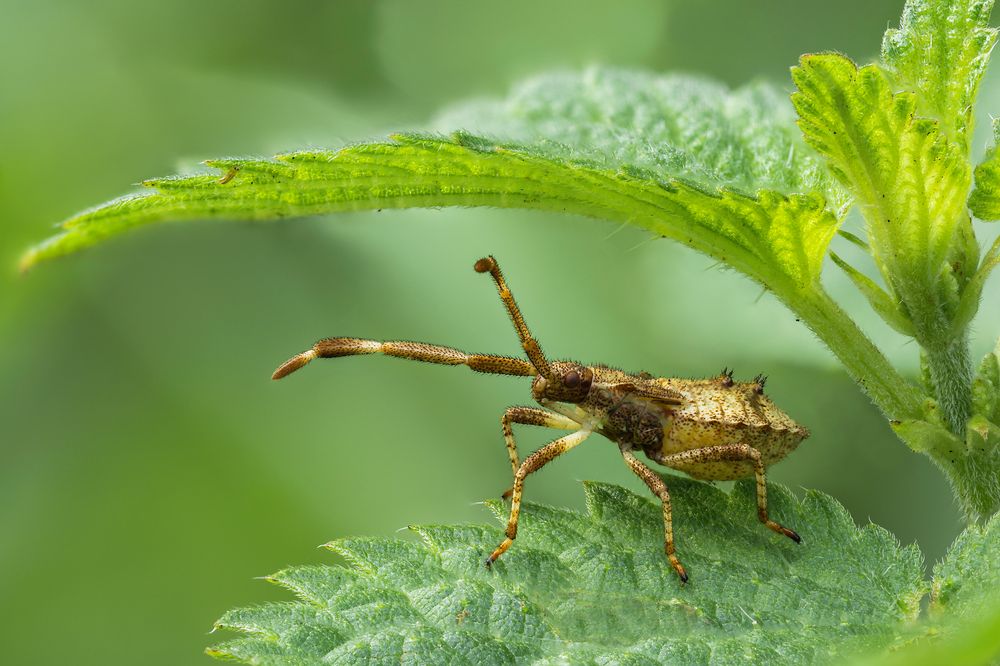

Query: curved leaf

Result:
[23,131,838,293]
[23,68,925,423]
[951,234,1000,334]
[792,50,980,437]
[22,71,844,297]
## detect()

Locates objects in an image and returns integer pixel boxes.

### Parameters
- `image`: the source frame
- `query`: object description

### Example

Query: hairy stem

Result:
[933,446,1000,523]
[793,287,923,422]
[924,331,974,436]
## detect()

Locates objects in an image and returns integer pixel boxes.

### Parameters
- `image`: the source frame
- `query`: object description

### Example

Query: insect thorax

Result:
[585,386,669,456]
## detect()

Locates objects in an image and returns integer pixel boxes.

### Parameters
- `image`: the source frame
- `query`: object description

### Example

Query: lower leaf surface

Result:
[209,478,925,665]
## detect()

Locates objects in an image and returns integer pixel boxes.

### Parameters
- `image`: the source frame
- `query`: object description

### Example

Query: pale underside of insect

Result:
[272,256,809,583]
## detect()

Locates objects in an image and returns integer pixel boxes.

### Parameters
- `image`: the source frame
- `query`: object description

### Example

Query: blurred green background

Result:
[3,1,1000,663]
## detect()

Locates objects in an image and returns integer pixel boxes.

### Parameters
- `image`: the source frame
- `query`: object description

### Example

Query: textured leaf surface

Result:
[22,70,843,295]
[791,53,970,316]
[791,50,982,441]
[969,119,1000,220]
[952,234,1000,338]
[850,513,1000,665]
[430,70,847,205]
[208,479,925,665]
[881,0,997,150]
[932,508,1000,616]
[24,66,924,421]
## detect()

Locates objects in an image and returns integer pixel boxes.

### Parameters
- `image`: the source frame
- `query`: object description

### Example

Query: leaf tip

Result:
[17,233,65,273]
[17,248,38,274]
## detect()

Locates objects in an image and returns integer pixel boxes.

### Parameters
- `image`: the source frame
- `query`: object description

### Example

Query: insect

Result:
[272,256,808,582]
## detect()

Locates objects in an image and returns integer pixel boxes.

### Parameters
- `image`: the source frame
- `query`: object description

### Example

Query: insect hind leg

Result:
[657,443,801,544]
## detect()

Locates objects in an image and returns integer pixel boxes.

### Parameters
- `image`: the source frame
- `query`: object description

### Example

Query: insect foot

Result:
[766,519,802,543]
[484,536,514,569]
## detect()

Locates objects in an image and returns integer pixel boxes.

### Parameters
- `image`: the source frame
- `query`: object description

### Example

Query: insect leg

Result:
[657,444,801,543]
[474,256,553,379]
[619,447,688,583]
[500,407,579,498]
[486,428,591,568]
[272,338,536,380]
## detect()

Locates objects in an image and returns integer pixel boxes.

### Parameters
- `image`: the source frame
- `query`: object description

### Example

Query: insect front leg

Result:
[657,444,801,543]
[499,407,579,499]
[619,446,688,583]
[486,428,591,568]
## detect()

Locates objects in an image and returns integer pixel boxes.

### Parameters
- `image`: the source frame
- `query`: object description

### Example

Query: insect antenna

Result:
[271,338,536,380]
[474,256,553,379]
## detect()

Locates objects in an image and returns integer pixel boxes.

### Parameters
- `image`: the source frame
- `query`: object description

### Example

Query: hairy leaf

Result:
[791,54,970,331]
[929,510,1000,637]
[21,71,843,297]
[22,67,925,423]
[881,0,997,151]
[969,119,1000,220]
[828,252,914,336]
[852,513,1000,665]
[792,49,982,438]
[431,71,847,206]
[951,234,1000,335]
[208,479,925,665]
[971,338,1000,423]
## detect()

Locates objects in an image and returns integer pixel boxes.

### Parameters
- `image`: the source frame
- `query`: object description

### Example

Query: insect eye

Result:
[563,370,581,387]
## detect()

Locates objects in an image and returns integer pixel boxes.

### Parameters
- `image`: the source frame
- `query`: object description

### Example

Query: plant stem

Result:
[923,330,974,437]
[790,286,923,421]
[933,446,1000,523]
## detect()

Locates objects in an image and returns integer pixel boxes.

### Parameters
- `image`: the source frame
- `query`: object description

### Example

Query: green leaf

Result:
[891,392,1000,522]
[852,514,1000,665]
[829,252,915,336]
[890,418,964,455]
[23,67,925,423]
[22,131,837,294]
[948,231,1000,338]
[881,0,997,152]
[933,503,1000,618]
[970,119,1000,220]
[791,54,970,328]
[208,479,926,665]
[430,71,848,207]
[971,338,1000,422]
[792,51,980,437]
[22,71,844,297]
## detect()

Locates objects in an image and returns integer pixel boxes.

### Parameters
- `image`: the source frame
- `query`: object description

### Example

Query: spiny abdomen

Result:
[655,379,808,480]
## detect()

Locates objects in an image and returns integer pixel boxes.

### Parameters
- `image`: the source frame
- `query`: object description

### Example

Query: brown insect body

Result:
[273,256,808,583]
[531,362,808,480]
